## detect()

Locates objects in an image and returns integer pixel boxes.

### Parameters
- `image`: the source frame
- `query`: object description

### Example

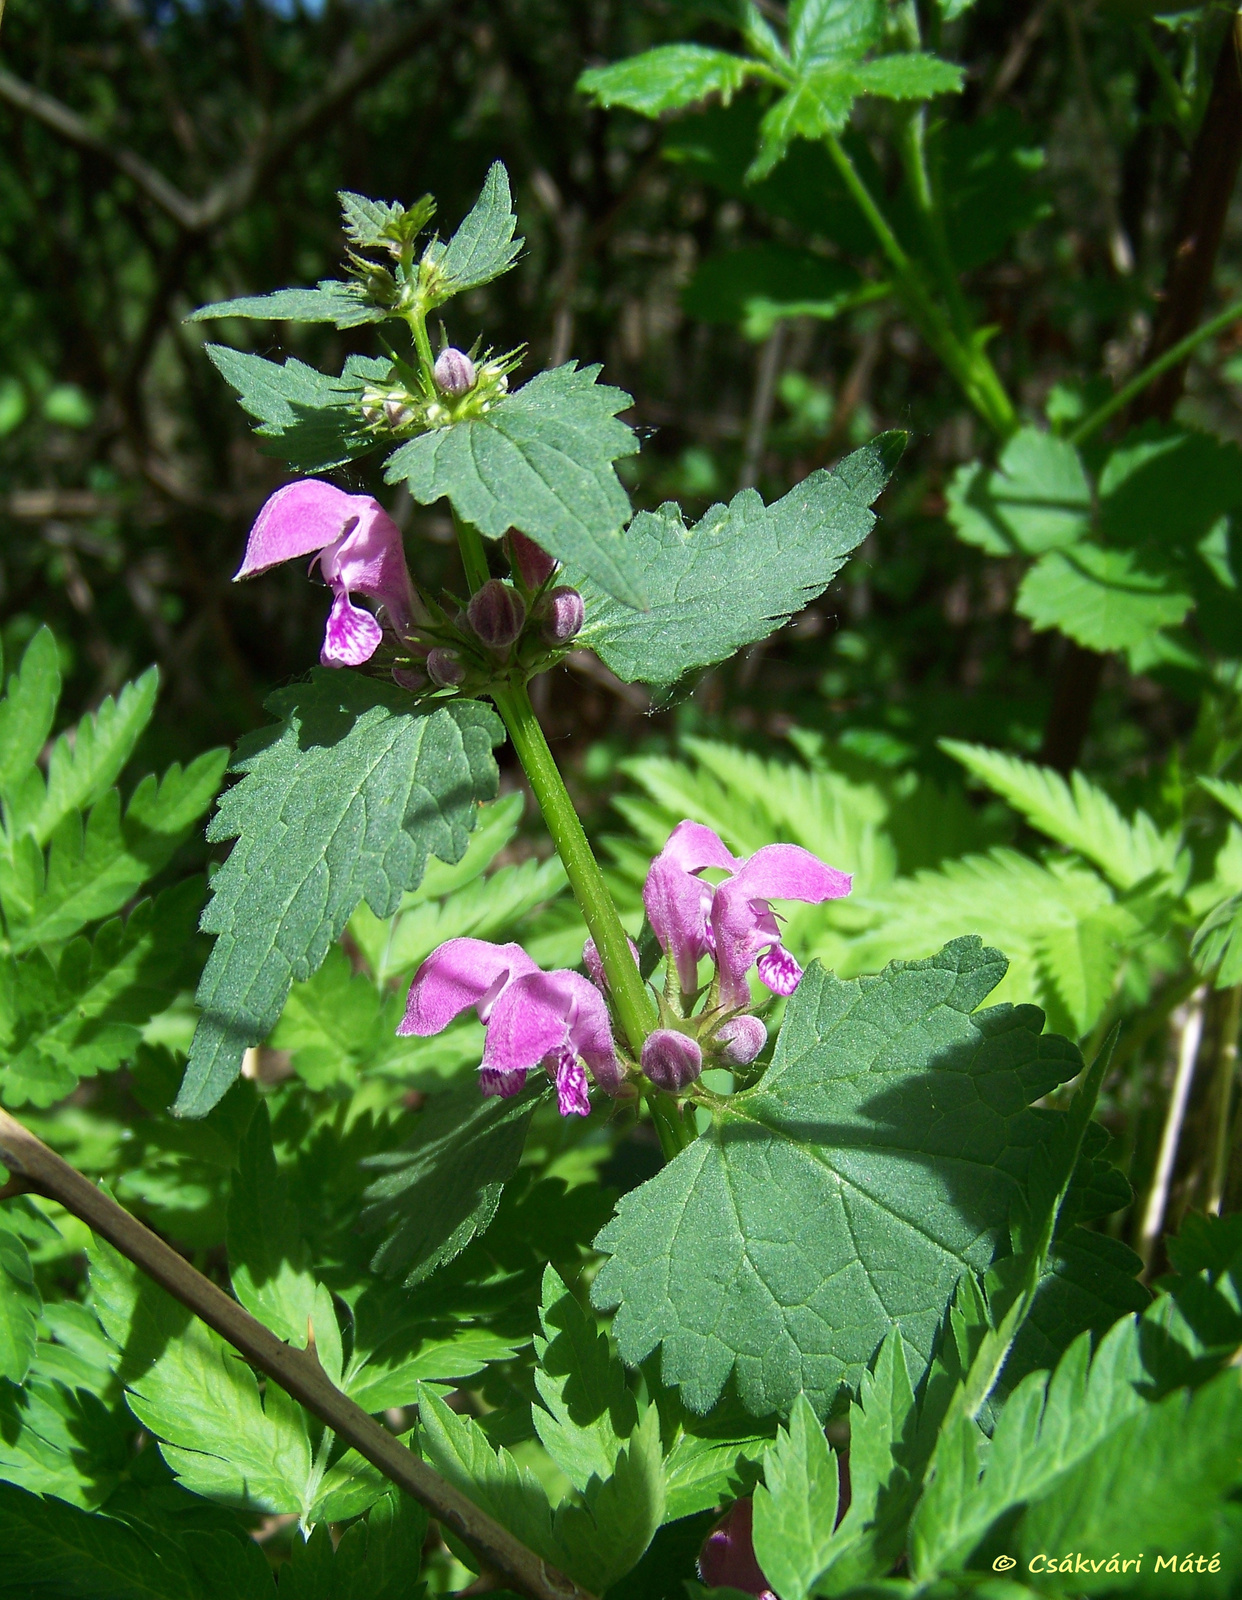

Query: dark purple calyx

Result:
[467,579,526,651]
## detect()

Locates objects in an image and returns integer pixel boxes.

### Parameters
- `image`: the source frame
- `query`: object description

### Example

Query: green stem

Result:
[647,1089,694,1159]
[825,133,1017,438]
[405,302,437,392]
[489,678,656,1056]
[1068,295,1242,445]
[452,510,492,593]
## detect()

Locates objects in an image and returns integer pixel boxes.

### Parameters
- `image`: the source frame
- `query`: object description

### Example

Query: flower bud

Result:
[716,1014,767,1066]
[507,530,558,591]
[383,395,416,429]
[699,1500,772,1599]
[582,934,641,993]
[467,579,526,651]
[392,665,427,691]
[426,647,465,687]
[434,347,476,396]
[641,1029,703,1093]
[541,586,584,646]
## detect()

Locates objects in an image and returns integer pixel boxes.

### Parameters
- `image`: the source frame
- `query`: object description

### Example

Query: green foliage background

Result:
[4,1,1242,1595]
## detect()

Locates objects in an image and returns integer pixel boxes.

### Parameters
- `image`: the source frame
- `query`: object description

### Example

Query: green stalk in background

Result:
[824,133,1017,438]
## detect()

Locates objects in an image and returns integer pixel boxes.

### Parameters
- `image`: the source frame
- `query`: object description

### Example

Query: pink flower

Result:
[235,479,415,668]
[398,937,622,1116]
[642,821,852,1009]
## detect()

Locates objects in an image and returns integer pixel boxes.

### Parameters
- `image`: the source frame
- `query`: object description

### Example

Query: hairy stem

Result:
[0,1109,595,1600]
[489,678,656,1056]
[824,134,1017,438]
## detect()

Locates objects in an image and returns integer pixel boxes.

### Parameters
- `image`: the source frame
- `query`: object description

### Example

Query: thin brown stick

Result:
[0,1107,595,1600]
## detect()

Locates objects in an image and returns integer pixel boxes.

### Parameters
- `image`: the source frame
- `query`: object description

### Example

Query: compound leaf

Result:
[0,627,60,801]
[385,362,644,608]
[573,433,903,687]
[578,46,760,117]
[790,0,884,66]
[592,937,1082,1419]
[2,878,206,1109]
[941,741,1178,891]
[176,675,503,1118]
[226,1102,317,1347]
[851,53,964,99]
[31,667,159,845]
[1016,543,1193,654]
[0,1222,40,1384]
[946,428,1091,558]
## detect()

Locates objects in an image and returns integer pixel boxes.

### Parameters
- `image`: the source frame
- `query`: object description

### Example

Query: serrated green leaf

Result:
[1034,915,1124,1036]
[1013,1357,1242,1586]
[226,1102,316,1347]
[910,1318,1147,1576]
[190,282,384,328]
[748,73,857,182]
[90,1234,375,1525]
[362,1080,545,1285]
[0,1481,208,1600]
[1193,892,1242,987]
[1017,542,1194,653]
[267,944,422,1089]
[339,190,431,250]
[176,676,503,1118]
[2,878,206,1109]
[0,1221,40,1383]
[343,1322,522,1414]
[29,667,159,846]
[753,1394,841,1600]
[89,1235,314,1516]
[1202,777,1242,828]
[946,428,1091,558]
[533,1265,637,1492]
[578,46,760,117]
[4,750,225,950]
[847,848,1123,1038]
[385,361,644,608]
[429,161,523,296]
[417,1384,558,1563]
[572,434,902,687]
[851,53,964,99]
[275,1493,427,1600]
[550,1405,664,1592]
[0,627,60,801]
[940,741,1178,891]
[204,346,386,472]
[790,0,882,65]
[592,937,1082,1419]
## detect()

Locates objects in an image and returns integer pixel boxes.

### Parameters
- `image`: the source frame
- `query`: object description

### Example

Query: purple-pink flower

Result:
[698,1499,775,1600]
[398,937,622,1116]
[643,820,852,1009]
[235,479,415,668]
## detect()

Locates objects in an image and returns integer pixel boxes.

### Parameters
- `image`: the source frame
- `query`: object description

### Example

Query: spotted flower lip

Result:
[235,479,415,668]
[399,936,622,1116]
[642,820,852,1008]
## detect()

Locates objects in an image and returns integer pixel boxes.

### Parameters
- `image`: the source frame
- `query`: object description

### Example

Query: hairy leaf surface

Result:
[592,937,1082,1418]
[573,434,902,687]
[385,362,644,607]
[177,674,502,1117]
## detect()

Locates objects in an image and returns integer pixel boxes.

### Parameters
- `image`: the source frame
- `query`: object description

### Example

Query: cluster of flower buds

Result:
[359,344,520,440]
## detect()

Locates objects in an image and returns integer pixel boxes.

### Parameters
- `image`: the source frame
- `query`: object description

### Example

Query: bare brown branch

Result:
[0,1106,595,1600]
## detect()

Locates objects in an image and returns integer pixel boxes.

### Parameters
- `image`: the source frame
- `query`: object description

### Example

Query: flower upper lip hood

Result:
[643,819,852,1008]
[235,479,415,669]
[398,936,622,1116]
